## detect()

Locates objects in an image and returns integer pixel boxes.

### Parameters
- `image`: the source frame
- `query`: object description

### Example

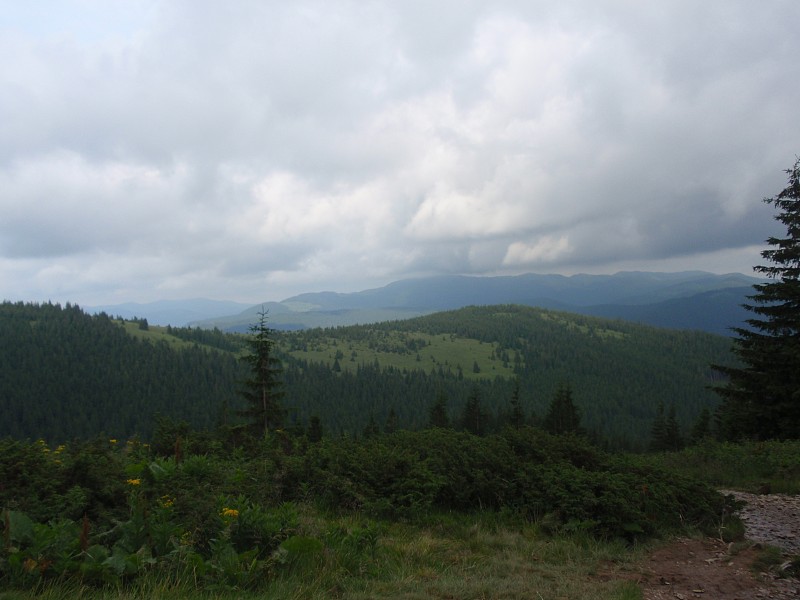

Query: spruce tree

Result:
[689,408,712,445]
[307,415,323,443]
[664,404,683,451]
[461,388,487,435]
[363,413,380,438]
[542,383,583,435]
[649,401,667,452]
[714,159,800,440]
[384,407,398,434]
[509,379,525,429]
[428,391,450,428]
[238,307,285,436]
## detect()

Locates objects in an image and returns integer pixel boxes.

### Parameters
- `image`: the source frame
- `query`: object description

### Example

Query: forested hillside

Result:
[274,305,734,447]
[1,301,734,448]
[0,301,242,440]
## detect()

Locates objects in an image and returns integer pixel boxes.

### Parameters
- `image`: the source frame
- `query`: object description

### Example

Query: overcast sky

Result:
[2,1,798,305]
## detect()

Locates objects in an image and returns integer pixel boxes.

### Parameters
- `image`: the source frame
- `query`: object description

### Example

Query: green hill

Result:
[0,301,734,448]
[273,305,734,448]
[0,301,243,441]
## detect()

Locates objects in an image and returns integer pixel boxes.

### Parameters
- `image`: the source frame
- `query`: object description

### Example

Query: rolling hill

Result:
[0,300,735,449]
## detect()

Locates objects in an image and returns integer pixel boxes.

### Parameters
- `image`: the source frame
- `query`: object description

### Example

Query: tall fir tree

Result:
[363,413,380,438]
[428,390,450,428]
[714,159,800,440]
[509,379,525,429]
[664,404,683,451]
[689,407,712,445]
[238,307,285,436]
[461,387,487,436]
[307,415,323,443]
[384,407,398,434]
[542,383,583,435]
[649,401,667,452]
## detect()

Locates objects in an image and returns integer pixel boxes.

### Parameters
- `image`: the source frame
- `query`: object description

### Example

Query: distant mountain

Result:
[282,271,758,309]
[578,286,754,336]
[191,271,762,335]
[84,298,253,327]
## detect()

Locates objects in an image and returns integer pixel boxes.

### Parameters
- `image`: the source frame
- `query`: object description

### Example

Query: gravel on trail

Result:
[719,490,800,555]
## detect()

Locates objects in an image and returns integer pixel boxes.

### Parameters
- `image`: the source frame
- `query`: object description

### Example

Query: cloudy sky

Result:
[2,1,799,305]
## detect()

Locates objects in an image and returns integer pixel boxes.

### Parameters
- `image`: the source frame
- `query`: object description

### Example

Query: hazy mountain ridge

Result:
[82,271,761,334]
[85,298,253,327]
[190,271,762,334]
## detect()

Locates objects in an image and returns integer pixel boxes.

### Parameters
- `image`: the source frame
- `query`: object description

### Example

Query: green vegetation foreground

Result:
[1,427,739,598]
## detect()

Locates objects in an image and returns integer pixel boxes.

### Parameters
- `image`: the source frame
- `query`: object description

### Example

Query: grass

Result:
[279,331,519,380]
[119,321,520,381]
[117,322,199,351]
[650,439,800,495]
[0,512,644,600]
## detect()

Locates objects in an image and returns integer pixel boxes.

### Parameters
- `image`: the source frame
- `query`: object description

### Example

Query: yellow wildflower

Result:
[109,439,118,445]
[221,508,239,519]
[160,495,174,508]
[23,558,38,573]
[126,478,141,486]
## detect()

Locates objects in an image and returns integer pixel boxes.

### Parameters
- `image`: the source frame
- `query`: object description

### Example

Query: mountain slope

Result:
[281,271,758,309]
[0,301,242,441]
[274,304,734,447]
[191,271,760,334]
[2,301,734,448]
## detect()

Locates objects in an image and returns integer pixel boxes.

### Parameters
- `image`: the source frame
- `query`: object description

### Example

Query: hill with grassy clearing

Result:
[1,301,734,448]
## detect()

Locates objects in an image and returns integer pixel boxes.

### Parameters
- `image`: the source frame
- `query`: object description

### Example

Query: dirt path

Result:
[639,491,800,600]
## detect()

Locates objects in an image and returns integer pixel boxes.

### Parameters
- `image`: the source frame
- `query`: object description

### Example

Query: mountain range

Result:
[86,271,762,336]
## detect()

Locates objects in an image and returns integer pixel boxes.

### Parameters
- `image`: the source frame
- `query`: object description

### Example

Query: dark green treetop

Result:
[714,159,800,440]
[649,401,667,452]
[238,307,285,436]
[542,383,583,436]
[689,407,712,445]
[461,387,488,436]
[428,390,450,429]
[508,379,525,429]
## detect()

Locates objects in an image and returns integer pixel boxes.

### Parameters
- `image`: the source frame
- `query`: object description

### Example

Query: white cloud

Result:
[1,0,798,304]
[503,236,572,266]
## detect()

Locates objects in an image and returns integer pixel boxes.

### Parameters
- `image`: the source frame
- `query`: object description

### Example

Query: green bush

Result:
[1,429,740,595]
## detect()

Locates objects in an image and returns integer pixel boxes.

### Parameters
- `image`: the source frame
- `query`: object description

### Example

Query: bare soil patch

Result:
[639,491,800,600]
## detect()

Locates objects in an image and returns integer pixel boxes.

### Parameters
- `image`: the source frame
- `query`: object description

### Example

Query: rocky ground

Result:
[721,490,800,555]
[638,491,800,600]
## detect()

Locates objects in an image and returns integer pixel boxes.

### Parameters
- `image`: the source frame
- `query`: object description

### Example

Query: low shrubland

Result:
[1,427,743,598]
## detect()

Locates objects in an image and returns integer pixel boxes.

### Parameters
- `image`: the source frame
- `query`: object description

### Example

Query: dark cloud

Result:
[1,0,798,304]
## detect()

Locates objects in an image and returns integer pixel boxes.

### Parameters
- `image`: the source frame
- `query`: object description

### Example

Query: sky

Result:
[1,1,799,305]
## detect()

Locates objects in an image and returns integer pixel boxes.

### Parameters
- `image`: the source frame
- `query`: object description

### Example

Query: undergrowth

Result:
[0,427,752,598]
